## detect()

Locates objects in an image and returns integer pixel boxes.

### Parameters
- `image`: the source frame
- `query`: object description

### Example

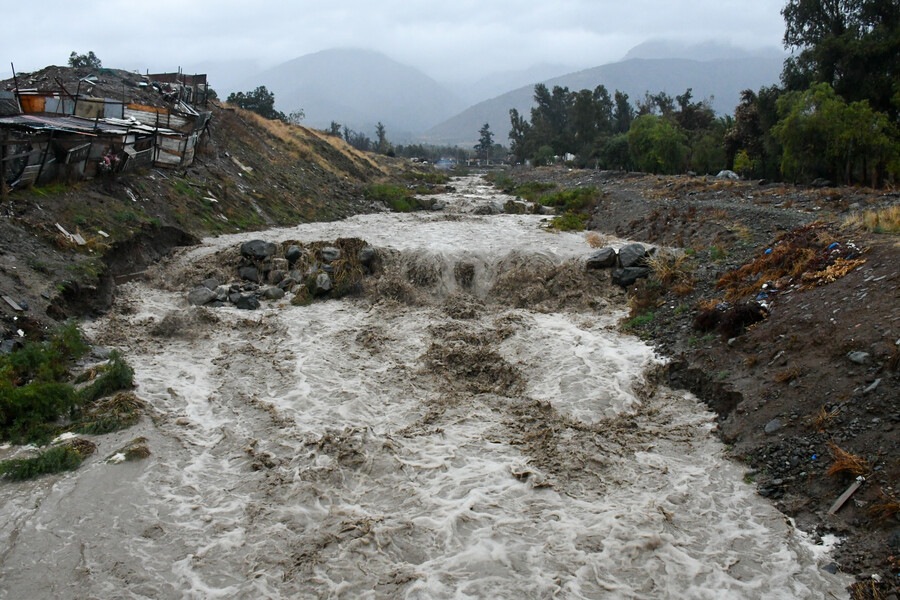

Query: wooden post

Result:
[35,130,55,184]
[1,132,8,202]
[10,62,21,112]
[73,80,81,115]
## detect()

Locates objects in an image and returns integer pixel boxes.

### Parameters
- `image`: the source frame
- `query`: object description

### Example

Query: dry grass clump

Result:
[716,222,861,301]
[585,231,606,248]
[868,490,900,522]
[826,442,870,477]
[809,405,841,432]
[844,205,900,234]
[774,365,802,383]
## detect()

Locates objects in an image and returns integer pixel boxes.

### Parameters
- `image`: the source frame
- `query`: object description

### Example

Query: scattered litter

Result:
[55,223,86,246]
[16,329,24,337]
[863,379,881,394]
[98,230,110,238]
[52,432,79,444]
[828,476,864,515]
[3,296,24,311]
[107,453,126,464]
[231,156,253,173]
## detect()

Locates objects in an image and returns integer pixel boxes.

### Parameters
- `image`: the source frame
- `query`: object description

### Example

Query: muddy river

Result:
[0,176,849,598]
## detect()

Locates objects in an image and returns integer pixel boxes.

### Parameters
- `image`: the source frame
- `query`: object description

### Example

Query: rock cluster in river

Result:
[186,238,377,309]
[585,242,656,287]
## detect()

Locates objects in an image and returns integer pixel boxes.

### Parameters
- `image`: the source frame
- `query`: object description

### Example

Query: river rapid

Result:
[0,176,849,599]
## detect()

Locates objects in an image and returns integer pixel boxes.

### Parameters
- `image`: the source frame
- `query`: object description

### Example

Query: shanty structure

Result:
[0,68,211,190]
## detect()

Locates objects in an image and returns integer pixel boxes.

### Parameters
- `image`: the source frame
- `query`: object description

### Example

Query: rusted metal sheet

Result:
[19,95,46,113]
[74,97,106,119]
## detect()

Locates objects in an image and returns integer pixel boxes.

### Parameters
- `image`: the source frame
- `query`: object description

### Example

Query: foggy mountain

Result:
[622,39,785,62]
[420,55,785,147]
[446,63,576,106]
[237,48,465,142]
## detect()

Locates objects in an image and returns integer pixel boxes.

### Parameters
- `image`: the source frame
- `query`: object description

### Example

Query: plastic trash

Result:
[764,248,772,254]
[828,242,839,250]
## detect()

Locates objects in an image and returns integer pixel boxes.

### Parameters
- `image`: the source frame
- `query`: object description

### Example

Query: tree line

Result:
[506,0,899,186]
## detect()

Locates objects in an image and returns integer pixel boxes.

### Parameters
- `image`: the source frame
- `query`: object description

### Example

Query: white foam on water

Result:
[0,175,850,599]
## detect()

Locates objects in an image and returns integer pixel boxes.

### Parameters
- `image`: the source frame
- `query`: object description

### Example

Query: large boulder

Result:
[612,267,651,288]
[315,272,333,294]
[359,246,376,268]
[187,286,216,306]
[472,203,501,215]
[200,278,219,291]
[238,266,260,282]
[586,247,617,269]
[321,247,341,263]
[234,294,260,310]
[618,243,650,268]
[240,240,276,260]
[285,245,303,265]
[261,286,285,300]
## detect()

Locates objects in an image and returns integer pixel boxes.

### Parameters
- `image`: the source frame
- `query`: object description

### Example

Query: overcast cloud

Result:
[2,0,787,83]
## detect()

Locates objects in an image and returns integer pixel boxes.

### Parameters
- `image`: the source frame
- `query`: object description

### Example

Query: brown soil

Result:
[503,166,900,598]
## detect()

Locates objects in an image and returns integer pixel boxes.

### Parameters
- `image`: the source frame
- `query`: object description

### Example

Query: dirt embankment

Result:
[0,101,406,338]
[502,166,900,598]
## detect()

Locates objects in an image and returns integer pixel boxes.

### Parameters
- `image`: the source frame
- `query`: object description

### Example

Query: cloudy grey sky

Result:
[2,0,787,83]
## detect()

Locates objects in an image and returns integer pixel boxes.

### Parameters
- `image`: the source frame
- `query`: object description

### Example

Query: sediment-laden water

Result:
[0,177,849,599]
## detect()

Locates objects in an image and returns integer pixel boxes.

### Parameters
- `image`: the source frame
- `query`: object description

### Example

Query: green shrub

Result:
[77,351,134,404]
[0,383,78,443]
[549,211,590,231]
[538,187,600,212]
[514,181,557,201]
[0,440,95,481]
[623,312,655,329]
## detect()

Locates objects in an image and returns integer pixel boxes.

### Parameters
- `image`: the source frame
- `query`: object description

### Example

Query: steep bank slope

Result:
[0,102,393,334]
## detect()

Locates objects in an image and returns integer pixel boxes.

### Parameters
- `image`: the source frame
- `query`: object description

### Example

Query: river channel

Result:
[0,176,849,599]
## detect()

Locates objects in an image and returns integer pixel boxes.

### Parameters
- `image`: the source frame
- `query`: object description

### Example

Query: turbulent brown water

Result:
[0,176,850,599]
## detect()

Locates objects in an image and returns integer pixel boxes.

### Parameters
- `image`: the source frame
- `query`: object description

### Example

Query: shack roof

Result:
[0,113,178,136]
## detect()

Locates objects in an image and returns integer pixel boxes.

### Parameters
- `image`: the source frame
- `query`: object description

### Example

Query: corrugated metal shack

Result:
[1,70,211,190]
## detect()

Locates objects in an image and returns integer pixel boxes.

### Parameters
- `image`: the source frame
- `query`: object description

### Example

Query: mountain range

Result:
[214,44,785,146]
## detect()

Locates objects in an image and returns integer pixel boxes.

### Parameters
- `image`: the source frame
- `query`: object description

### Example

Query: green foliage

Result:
[68,51,101,69]
[533,145,556,166]
[77,352,134,404]
[781,0,900,118]
[627,115,689,174]
[624,312,655,330]
[0,324,134,444]
[0,383,78,444]
[549,211,589,231]
[0,444,88,481]
[364,184,412,211]
[733,150,754,178]
[73,392,143,435]
[1,321,88,388]
[513,181,557,201]
[226,86,285,121]
[772,83,899,184]
[475,123,495,160]
[402,171,449,185]
[537,187,600,212]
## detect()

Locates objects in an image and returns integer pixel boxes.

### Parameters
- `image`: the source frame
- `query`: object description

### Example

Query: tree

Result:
[781,0,900,117]
[375,122,391,154]
[772,82,899,184]
[328,121,342,136]
[226,86,284,121]
[68,51,101,69]
[285,110,305,125]
[475,123,494,160]
[627,114,689,174]
[613,91,634,134]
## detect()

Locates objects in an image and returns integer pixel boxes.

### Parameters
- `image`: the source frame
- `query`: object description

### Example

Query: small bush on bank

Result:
[0,439,96,481]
